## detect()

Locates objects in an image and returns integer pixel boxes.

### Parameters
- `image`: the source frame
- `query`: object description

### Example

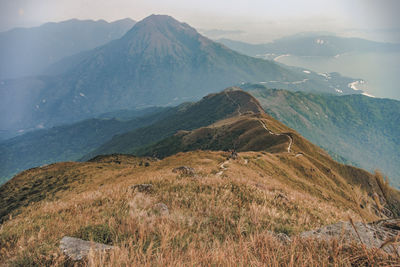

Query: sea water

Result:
[275,52,400,100]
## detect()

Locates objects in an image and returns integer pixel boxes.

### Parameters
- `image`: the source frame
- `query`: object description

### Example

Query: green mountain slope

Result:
[137,113,292,158]
[0,107,168,184]
[82,88,265,160]
[244,84,400,186]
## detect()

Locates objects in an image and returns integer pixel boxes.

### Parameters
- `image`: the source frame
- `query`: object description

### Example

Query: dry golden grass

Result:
[0,151,399,266]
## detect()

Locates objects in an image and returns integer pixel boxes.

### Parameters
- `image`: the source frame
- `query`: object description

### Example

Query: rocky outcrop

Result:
[300,219,400,254]
[60,236,114,261]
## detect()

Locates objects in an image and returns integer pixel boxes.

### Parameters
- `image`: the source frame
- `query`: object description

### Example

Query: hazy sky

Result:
[1,0,399,43]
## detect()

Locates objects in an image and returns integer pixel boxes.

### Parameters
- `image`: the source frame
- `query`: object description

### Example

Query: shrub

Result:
[73,224,114,245]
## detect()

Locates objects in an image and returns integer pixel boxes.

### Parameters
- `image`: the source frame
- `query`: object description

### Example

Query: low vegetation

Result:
[1,151,399,265]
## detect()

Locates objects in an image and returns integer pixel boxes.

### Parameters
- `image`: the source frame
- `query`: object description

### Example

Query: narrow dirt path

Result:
[258,119,293,153]
[224,90,294,153]
[224,91,242,115]
[216,160,229,176]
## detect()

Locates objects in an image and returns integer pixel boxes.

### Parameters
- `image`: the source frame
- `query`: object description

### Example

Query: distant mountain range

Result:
[0,18,136,79]
[218,33,400,59]
[0,15,361,139]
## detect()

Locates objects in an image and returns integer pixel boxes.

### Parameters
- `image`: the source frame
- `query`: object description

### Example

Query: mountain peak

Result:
[124,14,199,39]
[142,14,181,24]
[223,86,243,93]
[121,14,209,57]
[218,87,266,115]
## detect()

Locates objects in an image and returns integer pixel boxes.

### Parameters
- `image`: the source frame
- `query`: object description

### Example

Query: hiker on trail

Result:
[230,149,238,160]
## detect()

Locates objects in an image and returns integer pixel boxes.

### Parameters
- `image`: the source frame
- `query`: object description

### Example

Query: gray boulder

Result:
[267,231,292,244]
[153,202,169,216]
[300,219,400,254]
[275,233,292,244]
[60,236,114,261]
[131,184,153,193]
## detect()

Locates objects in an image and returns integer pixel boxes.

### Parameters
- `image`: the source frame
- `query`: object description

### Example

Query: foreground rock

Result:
[60,236,114,261]
[172,166,195,176]
[267,231,292,244]
[153,203,169,216]
[301,219,400,254]
[131,184,153,193]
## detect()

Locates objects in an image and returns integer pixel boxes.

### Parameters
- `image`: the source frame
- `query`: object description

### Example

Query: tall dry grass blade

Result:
[379,233,400,257]
[348,216,375,265]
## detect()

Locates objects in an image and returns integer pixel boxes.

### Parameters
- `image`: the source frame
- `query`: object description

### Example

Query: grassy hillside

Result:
[138,114,291,158]
[1,151,399,265]
[137,108,400,216]
[245,85,400,186]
